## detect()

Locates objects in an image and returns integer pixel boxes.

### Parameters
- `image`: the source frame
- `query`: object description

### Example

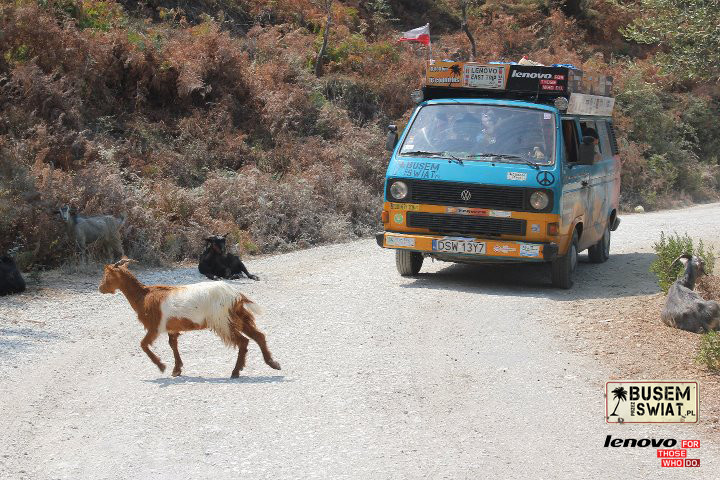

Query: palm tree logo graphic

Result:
[610,386,628,416]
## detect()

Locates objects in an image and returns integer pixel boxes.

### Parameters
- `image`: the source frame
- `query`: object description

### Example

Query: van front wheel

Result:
[551,231,578,289]
[396,250,423,276]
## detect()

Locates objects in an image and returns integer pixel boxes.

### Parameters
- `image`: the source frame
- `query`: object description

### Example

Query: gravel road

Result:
[2,203,719,479]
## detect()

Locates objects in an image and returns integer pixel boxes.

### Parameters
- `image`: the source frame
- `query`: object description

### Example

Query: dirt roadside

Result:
[553,229,720,436]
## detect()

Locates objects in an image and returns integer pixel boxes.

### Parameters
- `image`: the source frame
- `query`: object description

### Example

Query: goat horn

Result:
[113,258,135,268]
[670,254,692,268]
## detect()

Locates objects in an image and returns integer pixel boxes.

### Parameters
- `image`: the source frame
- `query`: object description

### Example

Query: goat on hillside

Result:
[59,205,125,261]
[198,234,259,281]
[661,254,720,333]
[99,258,280,377]
[0,255,25,296]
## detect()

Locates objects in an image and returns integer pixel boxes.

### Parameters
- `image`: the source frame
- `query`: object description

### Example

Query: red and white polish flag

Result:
[398,23,430,46]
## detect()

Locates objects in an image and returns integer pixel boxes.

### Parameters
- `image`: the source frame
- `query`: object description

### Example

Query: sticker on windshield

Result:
[403,144,414,150]
[544,113,552,119]
[507,172,527,181]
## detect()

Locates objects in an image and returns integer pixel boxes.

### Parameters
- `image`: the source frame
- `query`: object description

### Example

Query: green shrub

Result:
[696,331,720,371]
[681,97,720,165]
[77,0,127,31]
[650,231,715,293]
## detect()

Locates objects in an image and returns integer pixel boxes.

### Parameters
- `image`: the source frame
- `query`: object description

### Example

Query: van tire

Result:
[396,250,423,276]
[588,223,611,263]
[551,231,578,289]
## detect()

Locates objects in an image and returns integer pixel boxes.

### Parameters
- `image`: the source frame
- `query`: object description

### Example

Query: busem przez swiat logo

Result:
[605,381,698,423]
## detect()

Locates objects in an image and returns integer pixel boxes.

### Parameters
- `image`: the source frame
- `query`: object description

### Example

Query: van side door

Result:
[561,117,594,250]
[580,118,613,243]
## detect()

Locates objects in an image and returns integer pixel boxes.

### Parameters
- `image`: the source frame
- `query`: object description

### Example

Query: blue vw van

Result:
[376,61,620,288]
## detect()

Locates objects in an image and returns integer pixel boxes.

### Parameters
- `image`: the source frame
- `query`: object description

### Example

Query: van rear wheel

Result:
[588,222,611,263]
[396,250,423,276]
[551,231,578,289]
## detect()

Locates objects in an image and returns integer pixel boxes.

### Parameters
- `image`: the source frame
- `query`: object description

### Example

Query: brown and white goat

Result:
[99,258,281,377]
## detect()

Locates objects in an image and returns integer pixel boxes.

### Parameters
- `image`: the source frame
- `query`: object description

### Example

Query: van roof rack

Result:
[423,60,614,116]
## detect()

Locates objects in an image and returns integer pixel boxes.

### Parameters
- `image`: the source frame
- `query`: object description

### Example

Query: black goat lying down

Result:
[0,255,26,296]
[661,254,720,333]
[198,234,259,281]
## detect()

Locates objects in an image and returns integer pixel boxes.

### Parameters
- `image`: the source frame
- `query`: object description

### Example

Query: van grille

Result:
[407,212,526,236]
[411,181,525,210]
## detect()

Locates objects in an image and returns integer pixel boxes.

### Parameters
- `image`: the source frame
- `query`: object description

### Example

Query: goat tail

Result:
[242,295,264,317]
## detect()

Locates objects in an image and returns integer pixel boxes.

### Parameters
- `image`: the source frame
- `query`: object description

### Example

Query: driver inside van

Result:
[441,109,499,152]
[446,112,481,151]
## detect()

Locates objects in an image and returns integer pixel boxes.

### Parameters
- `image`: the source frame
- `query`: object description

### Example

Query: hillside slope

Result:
[1,0,718,267]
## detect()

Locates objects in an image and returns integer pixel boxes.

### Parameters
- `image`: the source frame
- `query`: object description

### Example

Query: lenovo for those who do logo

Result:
[507,66,568,93]
[606,381,698,423]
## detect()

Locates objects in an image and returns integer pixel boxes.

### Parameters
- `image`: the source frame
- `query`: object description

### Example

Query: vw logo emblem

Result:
[537,171,555,186]
[460,190,472,201]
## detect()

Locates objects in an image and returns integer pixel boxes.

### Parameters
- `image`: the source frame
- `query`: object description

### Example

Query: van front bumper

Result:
[376,232,558,262]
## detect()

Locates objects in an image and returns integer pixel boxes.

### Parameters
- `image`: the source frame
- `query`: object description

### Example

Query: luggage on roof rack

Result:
[423,60,614,116]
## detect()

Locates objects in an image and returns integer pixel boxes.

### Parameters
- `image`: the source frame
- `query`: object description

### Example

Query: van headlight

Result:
[390,181,408,200]
[530,191,549,210]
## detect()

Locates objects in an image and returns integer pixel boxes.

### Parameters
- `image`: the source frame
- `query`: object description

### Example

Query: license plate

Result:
[463,65,505,89]
[432,239,486,254]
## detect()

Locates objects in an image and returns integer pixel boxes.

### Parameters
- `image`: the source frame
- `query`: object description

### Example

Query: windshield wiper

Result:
[400,150,464,165]
[399,150,446,157]
[467,153,540,170]
[446,153,464,165]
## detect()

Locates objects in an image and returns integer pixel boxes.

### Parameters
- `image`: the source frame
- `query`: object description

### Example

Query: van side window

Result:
[595,121,612,157]
[562,119,579,163]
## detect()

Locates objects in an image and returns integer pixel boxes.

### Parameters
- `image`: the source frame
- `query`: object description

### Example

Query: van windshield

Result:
[399,104,556,166]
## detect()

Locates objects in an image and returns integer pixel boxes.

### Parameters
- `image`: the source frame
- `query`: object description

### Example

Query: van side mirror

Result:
[578,143,595,165]
[385,124,398,152]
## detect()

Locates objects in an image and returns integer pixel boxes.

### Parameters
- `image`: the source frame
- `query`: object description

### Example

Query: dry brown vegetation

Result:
[1,0,720,269]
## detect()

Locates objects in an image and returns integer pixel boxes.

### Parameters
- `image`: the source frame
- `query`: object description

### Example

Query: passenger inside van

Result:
[582,126,599,145]
[581,125,602,160]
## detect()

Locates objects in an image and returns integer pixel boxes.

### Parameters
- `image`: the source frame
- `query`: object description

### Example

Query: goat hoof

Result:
[268,360,281,370]
[158,363,166,373]
[250,275,259,281]
[231,371,240,378]
[172,369,182,377]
